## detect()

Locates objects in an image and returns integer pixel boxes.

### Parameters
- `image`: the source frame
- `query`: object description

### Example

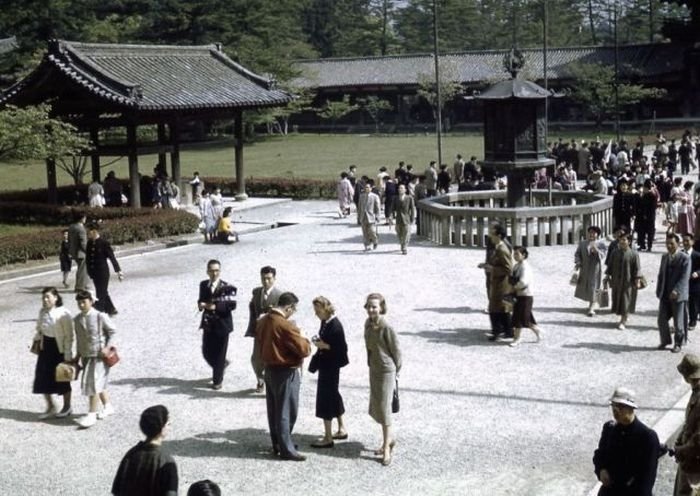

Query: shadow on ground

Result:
[110,377,264,400]
[403,328,493,347]
[562,342,658,353]
[413,306,483,315]
[168,427,365,460]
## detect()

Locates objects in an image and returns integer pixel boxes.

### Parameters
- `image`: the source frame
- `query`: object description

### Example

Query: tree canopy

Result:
[0,0,694,86]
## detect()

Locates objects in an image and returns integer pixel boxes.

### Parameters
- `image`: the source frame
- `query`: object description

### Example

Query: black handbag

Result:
[308,353,320,374]
[391,379,400,413]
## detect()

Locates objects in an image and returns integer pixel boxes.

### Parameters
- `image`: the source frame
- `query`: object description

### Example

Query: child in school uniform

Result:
[59,230,71,288]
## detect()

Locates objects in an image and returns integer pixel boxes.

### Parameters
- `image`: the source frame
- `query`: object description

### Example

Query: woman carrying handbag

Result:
[32,287,75,419]
[364,293,402,466]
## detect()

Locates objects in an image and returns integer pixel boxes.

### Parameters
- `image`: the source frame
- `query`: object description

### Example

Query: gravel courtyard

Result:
[0,199,691,495]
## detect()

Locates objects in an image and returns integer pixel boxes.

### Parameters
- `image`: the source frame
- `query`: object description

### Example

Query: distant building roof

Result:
[1,40,291,112]
[0,36,17,55]
[292,43,684,90]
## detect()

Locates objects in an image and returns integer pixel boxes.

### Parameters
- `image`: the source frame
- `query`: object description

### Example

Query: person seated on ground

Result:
[112,405,178,496]
[215,207,238,244]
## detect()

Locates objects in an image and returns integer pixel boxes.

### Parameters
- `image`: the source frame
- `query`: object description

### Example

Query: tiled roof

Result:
[0,36,17,55]
[1,40,292,111]
[292,43,684,89]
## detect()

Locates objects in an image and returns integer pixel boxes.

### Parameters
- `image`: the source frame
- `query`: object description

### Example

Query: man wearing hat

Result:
[593,387,660,496]
[112,405,178,496]
[673,354,700,495]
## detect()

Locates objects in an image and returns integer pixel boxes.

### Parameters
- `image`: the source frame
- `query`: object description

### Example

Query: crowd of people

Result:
[29,129,700,494]
[30,255,402,493]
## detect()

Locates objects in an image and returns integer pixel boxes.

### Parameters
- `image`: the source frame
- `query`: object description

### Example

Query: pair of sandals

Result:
[310,431,348,449]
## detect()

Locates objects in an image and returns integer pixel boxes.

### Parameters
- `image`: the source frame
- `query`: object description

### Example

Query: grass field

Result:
[0,130,662,192]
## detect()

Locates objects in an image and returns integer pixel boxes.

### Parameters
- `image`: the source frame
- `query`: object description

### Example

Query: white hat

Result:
[609,387,638,409]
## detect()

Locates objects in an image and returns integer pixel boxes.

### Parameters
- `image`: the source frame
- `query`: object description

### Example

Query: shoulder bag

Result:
[392,379,400,414]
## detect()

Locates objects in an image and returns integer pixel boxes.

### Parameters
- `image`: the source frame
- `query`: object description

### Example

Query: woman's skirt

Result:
[368,369,395,425]
[512,296,537,329]
[678,212,694,236]
[33,337,71,395]
[81,357,109,396]
[316,367,345,420]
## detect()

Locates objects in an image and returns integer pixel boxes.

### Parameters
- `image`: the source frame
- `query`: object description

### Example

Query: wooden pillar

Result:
[234,110,247,201]
[158,123,168,176]
[127,122,141,208]
[169,121,180,184]
[90,127,101,183]
[46,158,58,204]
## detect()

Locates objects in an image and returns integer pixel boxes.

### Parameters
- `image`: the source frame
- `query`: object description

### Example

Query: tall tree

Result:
[569,62,666,127]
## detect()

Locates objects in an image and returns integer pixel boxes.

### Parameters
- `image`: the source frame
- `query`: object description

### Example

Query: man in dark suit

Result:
[86,222,123,316]
[657,234,691,353]
[593,387,660,496]
[682,235,700,331]
[245,266,282,393]
[198,259,236,390]
[68,212,89,292]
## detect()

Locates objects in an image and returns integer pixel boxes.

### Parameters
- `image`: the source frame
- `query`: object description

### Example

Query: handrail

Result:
[416,190,613,247]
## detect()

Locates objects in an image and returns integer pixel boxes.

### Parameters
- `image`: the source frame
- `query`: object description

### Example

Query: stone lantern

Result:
[476,50,555,207]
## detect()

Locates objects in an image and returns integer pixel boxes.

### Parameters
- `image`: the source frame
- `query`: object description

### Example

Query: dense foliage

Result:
[0,1,694,84]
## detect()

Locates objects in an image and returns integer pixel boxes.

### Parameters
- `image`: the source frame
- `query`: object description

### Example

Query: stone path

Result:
[0,199,693,495]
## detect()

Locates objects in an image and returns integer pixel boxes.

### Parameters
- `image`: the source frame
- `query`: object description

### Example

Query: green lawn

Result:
[0,130,657,192]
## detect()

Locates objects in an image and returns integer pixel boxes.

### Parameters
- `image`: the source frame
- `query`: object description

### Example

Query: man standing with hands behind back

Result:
[257,292,311,461]
[198,259,236,390]
[245,266,282,393]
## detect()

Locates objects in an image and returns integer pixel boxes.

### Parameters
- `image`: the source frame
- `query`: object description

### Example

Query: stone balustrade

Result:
[417,190,613,247]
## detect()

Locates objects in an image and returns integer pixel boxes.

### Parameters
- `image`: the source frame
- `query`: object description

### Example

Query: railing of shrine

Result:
[417,190,613,247]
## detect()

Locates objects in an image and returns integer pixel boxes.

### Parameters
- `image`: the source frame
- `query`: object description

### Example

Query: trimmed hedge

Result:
[0,207,199,266]
[0,177,339,202]
[201,177,338,199]
[0,202,154,226]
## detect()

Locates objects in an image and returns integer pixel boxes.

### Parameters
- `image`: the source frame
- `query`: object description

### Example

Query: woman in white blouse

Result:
[32,287,75,419]
[509,247,542,347]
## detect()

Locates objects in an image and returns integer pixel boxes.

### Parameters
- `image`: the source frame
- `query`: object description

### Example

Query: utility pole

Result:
[432,0,442,168]
[614,0,621,142]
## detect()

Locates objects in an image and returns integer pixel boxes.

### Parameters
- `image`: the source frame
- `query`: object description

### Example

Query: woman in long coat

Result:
[364,293,402,466]
[575,226,608,316]
[309,296,349,448]
[336,172,354,218]
[605,233,641,329]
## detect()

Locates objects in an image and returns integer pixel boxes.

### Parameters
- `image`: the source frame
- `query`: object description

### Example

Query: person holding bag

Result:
[309,296,349,449]
[364,293,402,466]
[73,290,116,428]
[32,287,75,419]
[508,247,543,347]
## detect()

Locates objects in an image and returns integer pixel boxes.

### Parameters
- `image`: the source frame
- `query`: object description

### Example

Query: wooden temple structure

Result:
[0,40,292,206]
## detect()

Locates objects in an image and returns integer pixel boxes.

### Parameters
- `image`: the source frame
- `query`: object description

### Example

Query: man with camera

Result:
[197,259,237,390]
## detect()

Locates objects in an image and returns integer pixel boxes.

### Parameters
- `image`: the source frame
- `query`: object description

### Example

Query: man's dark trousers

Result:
[264,366,300,457]
[202,330,229,386]
[658,298,686,346]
